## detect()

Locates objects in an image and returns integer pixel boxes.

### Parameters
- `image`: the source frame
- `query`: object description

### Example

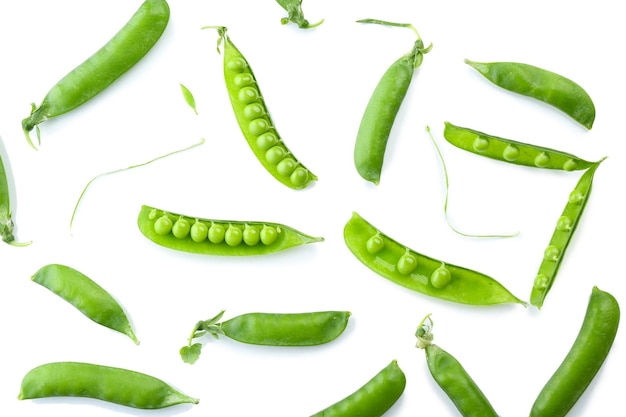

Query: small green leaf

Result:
[180,343,203,365]
[180,83,198,114]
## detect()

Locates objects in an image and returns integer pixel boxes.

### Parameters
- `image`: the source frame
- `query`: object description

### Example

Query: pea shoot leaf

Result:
[180,343,203,365]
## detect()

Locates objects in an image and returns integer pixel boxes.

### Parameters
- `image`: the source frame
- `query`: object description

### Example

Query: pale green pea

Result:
[366,234,385,254]
[225,225,243,246]
[276,157,297,176]
[290,167,309,186]
[244,103,265,120]
[256,132,278,150]
[534,152,550,167]
[568,189,584,205]
[397,252,418,275]
[430,264,452,289]
[208,223,225,244]
[556,216,573,232]
[503,144,520,161]
[563,159,578,172]
[148,208,158,221]
[238,87,259,104]
[233,72,254,88]
[226,57,247,72]
[534,274,549,290]
[472,136,489,152]
[260,226,278,245]
[172,217,191,239]
[249,119,270,136]
[190,221,208,243]
[154,215,173,235]
[543,245,560,261]
[243,225,260,246]
[266,146,286,164]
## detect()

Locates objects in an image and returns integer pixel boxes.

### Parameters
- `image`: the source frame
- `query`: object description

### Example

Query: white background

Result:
[1,0,623,416]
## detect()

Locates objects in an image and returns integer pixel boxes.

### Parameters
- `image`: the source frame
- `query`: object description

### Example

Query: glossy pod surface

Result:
[465,60,596,129]
[443,122,596,171]
[530,160,604,308]
[344,212,525,305]
[31,264,139,344]
[213,26,317,190]
[0,150,20,245]
[18,361,199,409]
[530,287,620,417]
[137,205,323,256]
[310,360,406,417]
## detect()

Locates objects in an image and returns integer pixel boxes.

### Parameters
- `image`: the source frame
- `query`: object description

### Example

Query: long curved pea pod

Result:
[206,26,317,190]
[344,212,526,306]
[138,205,323,256]
[530,159,605,309]
[1,147,29,246]
[309,360,406,417]
[21,0,170,149]
[31,264,139,344]
[18,361,199,409]
[530,286,620,417]
[465,60,596,129]
[354,19,431,185]
[443,122,596,171]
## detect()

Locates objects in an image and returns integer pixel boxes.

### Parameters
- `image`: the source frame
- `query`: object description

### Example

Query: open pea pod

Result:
[344,212,526,306]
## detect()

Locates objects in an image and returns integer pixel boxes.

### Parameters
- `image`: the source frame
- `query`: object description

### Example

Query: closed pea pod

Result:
[354,19,431,185]
[530,286,620,417]
[138,205,323,256]
[1,144,30,246]
[343,212,526,306]
[443,122,597,171]
[465,60,596,129]
[204,26,317,190]
[310,360,406,417]
[21,0,170,149]
[530,158,606,308]
[31,264,139,344]
[18,361,198,409]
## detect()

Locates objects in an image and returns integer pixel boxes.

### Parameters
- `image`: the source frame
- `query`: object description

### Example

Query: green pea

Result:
[190,221,208,243]
[290,167,309,187]
[366,234,385,254]
[243,103,265,120]
[563,159,578,172]
[472,136,490,153]
[232,72,254,88]
[503,144,520,161]
[208,223,225,244]
[543,245,560,261]
[266,146,286,164]
[172,217,191,238]
[225,225,243,246]
[397,252,418,275]
[243,225,260,246]
[226,57,247,72]
[154,215,173,235]
[256,132,278,150]
[248,118,270,136]
[260,225,279,245]
[534,152,551,168]
[556,216,573,232]
[276,157,297,176]
[238,86,259,104]
[568,189,585,205]
[533,274,550,290]
[431,264,452,289]
[148,208,158,221]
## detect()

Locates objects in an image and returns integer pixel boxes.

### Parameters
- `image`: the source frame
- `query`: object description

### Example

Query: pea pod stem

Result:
[275,0,323,28]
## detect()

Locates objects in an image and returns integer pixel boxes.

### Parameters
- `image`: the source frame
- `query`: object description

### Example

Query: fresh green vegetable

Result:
[1,145,29,246]
[465,60,596,129]
[204,25,317,190]
[18,361,198,409]
[275,0,323,28]
[22,0,170,149]
[138,205,323,256]
[310,360,406,417]
[31,264,139,344]
[344,212,526,305]
[180,83,198,114]
[530,286,620,416]
[354,19,431,185]
[180,310,351,364]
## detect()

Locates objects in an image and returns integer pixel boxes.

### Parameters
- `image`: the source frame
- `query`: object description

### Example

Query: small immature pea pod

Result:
[31,264,139,344]
[180,310,351,364]
[205,25,317,190]
[354,19,431,185]
[18,361,199,409]
[465,60,596,129]
[443,122,597,171]
[415,315,500,417]
[344,212,526,306]
[275,0,323,28]
[530,286,620,417]
[0,144,30,246]
[530,158,606,309]
[21,0,170,149]
[138,205,323,256]
[309,360,406,417]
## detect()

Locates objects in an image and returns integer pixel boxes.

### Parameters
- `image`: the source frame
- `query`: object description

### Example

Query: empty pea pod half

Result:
[310,360,406,417]
[530,286,620,417]
[18,361,199,409]
[344,212,526,306]
[31,263,139,344]
[443,122,597,171]
[530,158,606,309]
[180,310,351,364]
[465,59,596,129]
[21,0,170,149]
[203,25,317,190]
[138,205,323,256]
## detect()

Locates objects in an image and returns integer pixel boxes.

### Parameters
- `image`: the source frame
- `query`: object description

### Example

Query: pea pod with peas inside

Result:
[180,310,351,364]
[465,59,596,129]
[530,286,620,417]
[21,0,170,149]
[204,25,317,190]
[18,361,199,409]
[343,212,526,306]
[443,122,597,171]
[354,19,431,185]
[530,159,606,309]
[310,360,406,417]
[138,205,323,256]
[31,263,139,344]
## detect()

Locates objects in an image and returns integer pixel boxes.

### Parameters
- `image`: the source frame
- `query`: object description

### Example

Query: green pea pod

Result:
[530,159,605,308]
[443,122,597,171]
[138,205,323,256]
[275,0,323,28]
[354,19,431,185]
[31,264,139,344]
[530,286,620,417]
[22,0,170,149]
[465,60,596,129]
[18,361,199,409]
[310,360,406,417]
[344,212,526,306]
[1,145,30,246]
